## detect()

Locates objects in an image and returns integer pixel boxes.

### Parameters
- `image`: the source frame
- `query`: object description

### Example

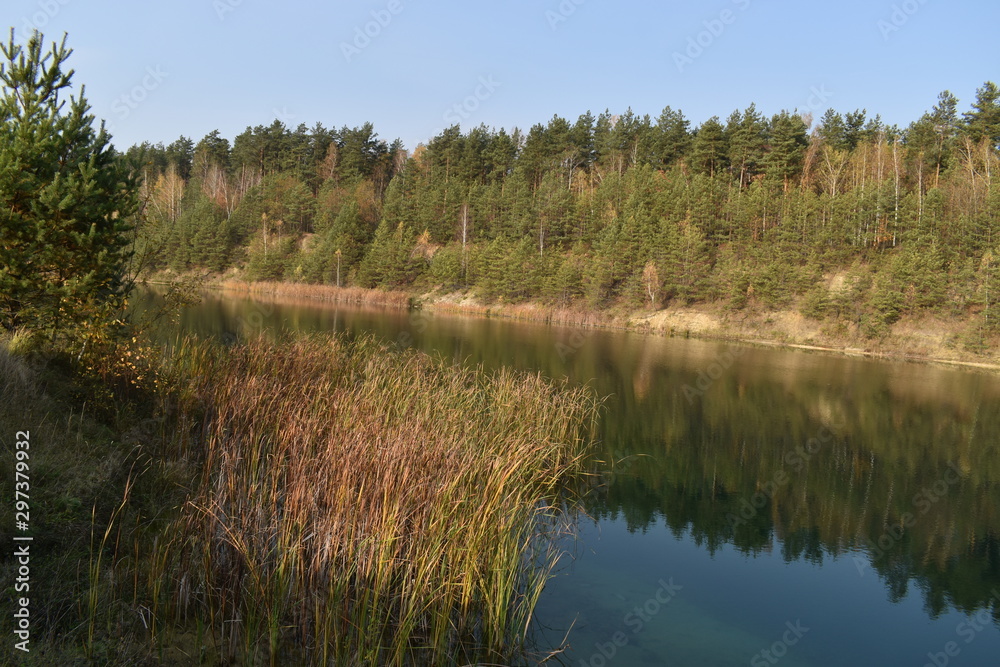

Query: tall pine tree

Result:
[0,30,139,342]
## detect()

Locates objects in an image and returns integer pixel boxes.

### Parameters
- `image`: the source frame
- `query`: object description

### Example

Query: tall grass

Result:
[154,334,598,664]
[428,299,621,331]
[0,335,167,664]
[220,280,413,309]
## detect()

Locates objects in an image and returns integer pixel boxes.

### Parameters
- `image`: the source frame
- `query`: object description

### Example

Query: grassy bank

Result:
[0,334,184,665]
[0,332,598,665]
[218,280,414,309]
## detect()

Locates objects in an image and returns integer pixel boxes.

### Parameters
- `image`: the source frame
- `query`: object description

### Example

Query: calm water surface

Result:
[135,289,1000,666]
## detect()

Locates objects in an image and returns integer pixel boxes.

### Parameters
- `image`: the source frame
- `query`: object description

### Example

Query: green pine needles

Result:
[0,30,138,346]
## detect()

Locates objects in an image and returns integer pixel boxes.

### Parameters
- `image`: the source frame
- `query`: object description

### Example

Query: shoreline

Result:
[142,276,1000,373]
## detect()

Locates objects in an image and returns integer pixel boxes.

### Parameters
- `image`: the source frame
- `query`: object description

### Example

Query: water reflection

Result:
[132,287,1000,664]
[589,338,1000,620]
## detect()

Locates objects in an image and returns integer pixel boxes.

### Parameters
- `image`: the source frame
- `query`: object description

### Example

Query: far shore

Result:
[142,275,1000,373]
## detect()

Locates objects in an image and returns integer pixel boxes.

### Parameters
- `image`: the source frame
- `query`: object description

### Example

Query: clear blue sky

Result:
[7,0,999,151]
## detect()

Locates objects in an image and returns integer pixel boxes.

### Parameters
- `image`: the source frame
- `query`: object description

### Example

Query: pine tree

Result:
[928,91,960,184]
[543,247,585,305]
[570,111,597,171]
[669,221,711,303]
[690,117,728,177]
[844,109,869,150]
[357,220,416,288]
[765,112,809,191]
[0,31,139,342]
[963,82,1000,149]
[325,199,370,269]
[727,104,767,188]
[818,110,847,150]
[651,106,692,169]
[161,136,194,179]
[429,243,465,289]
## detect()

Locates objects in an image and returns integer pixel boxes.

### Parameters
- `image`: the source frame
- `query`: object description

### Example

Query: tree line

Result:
[131,83,1000,342]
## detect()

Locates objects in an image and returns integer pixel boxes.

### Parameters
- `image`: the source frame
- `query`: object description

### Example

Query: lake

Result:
[134,288,1000,666]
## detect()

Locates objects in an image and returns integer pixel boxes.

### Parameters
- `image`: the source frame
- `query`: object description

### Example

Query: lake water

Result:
[135,288,1000,666]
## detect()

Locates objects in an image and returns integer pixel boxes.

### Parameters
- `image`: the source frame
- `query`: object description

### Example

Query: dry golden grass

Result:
[151,334,598,664]
[429,299,618,330]
[220,280,412,309]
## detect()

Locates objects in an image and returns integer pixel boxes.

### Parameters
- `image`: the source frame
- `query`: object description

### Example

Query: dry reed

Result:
[219,280,413,309]
[427,300,622,331]
[154,334,598,664]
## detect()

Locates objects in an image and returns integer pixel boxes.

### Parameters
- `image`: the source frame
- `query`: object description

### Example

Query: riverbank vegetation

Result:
[159,335,599,665]
[0,31,599,664]
[131,84,1000,355]
[0,331,598,664]
[217,279,413,308]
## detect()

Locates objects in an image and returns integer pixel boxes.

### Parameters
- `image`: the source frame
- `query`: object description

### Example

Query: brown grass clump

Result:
[154,334,598,664]
[428,299,617,330]
[220,280,413,309]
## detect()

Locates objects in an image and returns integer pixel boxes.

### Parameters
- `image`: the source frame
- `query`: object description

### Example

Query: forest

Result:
[130,83,1000,344]
[7,22,999,664]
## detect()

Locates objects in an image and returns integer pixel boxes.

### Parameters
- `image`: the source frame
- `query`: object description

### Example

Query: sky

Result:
[6,0,1000,152]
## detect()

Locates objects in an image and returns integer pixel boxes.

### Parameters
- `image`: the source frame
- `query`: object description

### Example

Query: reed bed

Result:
[155,334,598,665]
[427,299,621,330]
[220,280,413,309]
